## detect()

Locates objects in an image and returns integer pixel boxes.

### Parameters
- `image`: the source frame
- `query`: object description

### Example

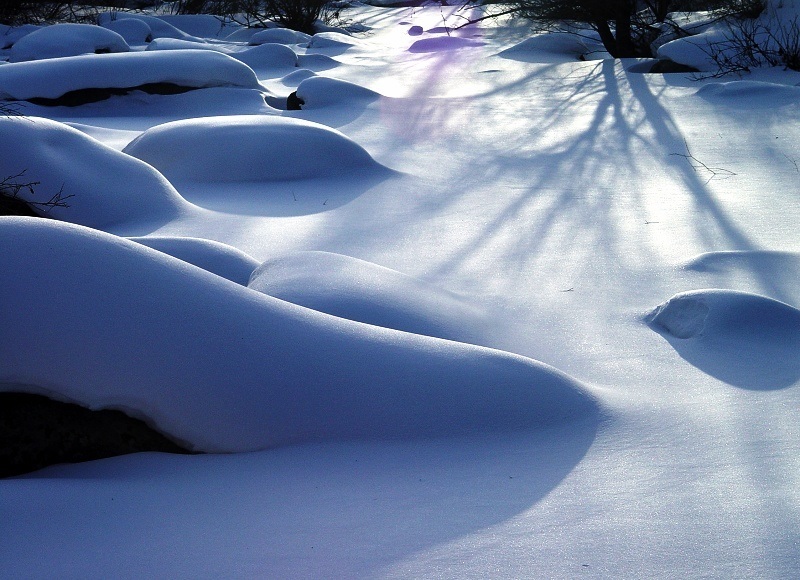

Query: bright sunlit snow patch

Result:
[9,23,129,63]
[123,114,384,183]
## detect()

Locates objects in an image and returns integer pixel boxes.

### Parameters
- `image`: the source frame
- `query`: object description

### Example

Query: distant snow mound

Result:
[233,43,299,70]
[0,117,188,231]
[123,115,383,183]
[306,32,361,50]
[249,28,311,45]
[647,289,800,389]
[499,33,596,62]
[0,218,598,452]
[97,12,205,42]
[102,18,152,45]
[696,81,800,106]
[130,236,261,285]
[0,24,41,50]
[0,50,261,102]
[280,68,316,86]
[9,23,129,63]
[248,251,485,341]
[294,75,381,108]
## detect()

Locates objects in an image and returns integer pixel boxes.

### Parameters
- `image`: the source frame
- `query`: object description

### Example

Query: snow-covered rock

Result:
[0,217,598,452]
[0,50,261,101]
[101,17,153,45]
[0,117,188,230]
[123,115,385,183]
[9,23,129,63]
[249,28,311,46]
[97,12,206,43]
[294,75,381,108]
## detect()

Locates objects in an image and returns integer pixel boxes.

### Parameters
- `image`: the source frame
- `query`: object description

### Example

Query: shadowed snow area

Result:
[0,217,598,452]
[0,116,189,231]
[647,289,800,390]
[697,81,800,107]
[249,251,487,341]
[0,49,261,101]
[294,75,382,108]
[97,12,206,43]
[9,23,129,63]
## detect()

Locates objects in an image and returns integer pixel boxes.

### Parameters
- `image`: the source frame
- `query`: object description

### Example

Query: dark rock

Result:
[26,82,195,107]
[0,391,195,478]
[0,194,39,217]
[286,91,304,111]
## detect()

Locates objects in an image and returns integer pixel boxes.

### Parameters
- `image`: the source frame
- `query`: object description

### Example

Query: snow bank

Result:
[294,75,381,108]
[647,289,800,389]
[123,115,384,183]
[249,28,311,46]
[143,39,298,70]
[0,117,188,230]
[248,251,485,340]
[0,217,597,452]
[0,50,261,101]
[130,237,261,285]
[9,23,129,63]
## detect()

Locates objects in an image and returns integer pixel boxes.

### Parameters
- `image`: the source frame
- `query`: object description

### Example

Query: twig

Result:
[671,139,736,184]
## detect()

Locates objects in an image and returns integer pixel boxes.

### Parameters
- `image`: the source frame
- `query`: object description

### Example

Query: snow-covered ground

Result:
[2,3,800,577]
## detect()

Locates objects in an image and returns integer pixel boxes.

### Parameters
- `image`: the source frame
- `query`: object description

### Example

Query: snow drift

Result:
[248,251,486,341]
[123,115,385,183]
[0,217,597,452]
[9,23,129,63]
[0,116,188,230]
[647,289,800,390]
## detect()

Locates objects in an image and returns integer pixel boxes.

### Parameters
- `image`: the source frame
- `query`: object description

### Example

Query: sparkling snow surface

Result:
[1,3,800,577]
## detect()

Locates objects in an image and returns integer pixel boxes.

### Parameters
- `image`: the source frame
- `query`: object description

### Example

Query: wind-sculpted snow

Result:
[0,117,188,230]
[123,115,384,183]
[248,251,486,341]
[130,236,261,285]
[0,218,598,452]
[0,50,261,102]
[9,23,129,63]
[647,289,800,389]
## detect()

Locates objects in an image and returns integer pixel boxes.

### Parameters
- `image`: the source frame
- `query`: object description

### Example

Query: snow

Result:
[0,50,262,101]
[8,23,129,63]
[1,3,800,577]
[249,27,312,45]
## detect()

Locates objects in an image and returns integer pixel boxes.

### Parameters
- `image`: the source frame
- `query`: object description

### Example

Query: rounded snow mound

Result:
[102,18,152,45]
[0,24,41,50]
[123,115,383,183]
[647,289,800,340]
[696,81,800,107]
[249,28,311,45]
[294,75,381,108]
[233,43,298,70]
[97,12,205,42]
[130,236,260,285]
[0,117,188,231]
[0,217,598,452]
[9,23,129,63]
[280,68,316,86]
[0,50,261,101]
[646,289,800,390]
[499,33,599,62]
[248,251,485,341]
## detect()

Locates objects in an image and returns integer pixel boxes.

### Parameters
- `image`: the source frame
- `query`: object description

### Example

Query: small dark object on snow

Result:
[287,91,304,110]
[649,59,700,74]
